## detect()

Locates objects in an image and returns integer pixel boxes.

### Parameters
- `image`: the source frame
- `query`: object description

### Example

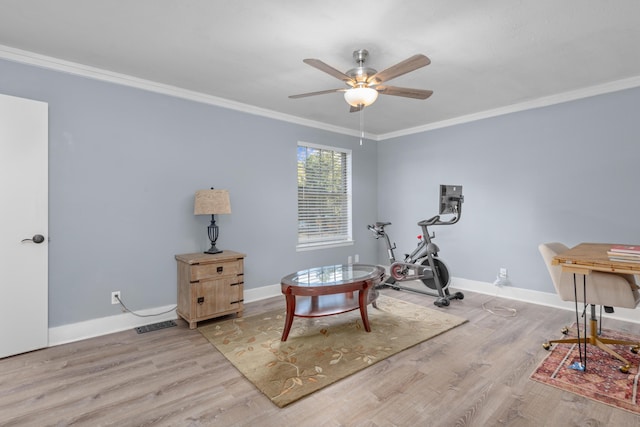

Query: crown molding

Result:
[0,44,361,138]
[2,44,639,142]
[378,75,640,141]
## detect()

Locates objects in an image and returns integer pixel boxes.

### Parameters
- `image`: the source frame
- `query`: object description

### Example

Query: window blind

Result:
[297,143,352,247]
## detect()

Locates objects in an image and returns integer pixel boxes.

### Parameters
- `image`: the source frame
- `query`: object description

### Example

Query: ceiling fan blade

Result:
[288,88,346,99]
[367,54,431,84]
[303,59,354,85]
[349,104,363,113]
[376,85,433,100]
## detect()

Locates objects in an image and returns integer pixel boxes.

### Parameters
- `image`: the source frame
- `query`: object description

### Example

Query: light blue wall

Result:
[377,87,640,294]
[3,55,640,327]
[0,58,379,327]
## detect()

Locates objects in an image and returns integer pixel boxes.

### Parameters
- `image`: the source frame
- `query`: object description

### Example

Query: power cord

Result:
[482,280,517,318]
[482,300,517,317]
[115,294,177,318]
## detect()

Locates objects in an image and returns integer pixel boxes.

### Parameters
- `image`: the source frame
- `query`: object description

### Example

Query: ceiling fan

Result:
[289,49,433,112]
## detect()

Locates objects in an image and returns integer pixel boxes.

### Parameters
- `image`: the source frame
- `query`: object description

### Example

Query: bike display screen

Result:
[439,185,463,215]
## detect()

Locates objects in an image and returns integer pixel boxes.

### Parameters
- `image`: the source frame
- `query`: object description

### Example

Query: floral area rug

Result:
[198,294,467,407]
[531,326,640,415]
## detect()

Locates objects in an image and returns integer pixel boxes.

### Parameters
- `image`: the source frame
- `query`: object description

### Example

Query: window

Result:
[297,142,352,249]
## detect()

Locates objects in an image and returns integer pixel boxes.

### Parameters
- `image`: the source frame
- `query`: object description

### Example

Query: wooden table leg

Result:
[281,292,296,341]
[358,285,371,332]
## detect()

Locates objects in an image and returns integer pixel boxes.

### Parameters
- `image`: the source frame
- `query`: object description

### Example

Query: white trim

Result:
[48,304,178,346]
[244,283,282,302]
[298,140,352,154]
[240,277,640,325]
[378,75,640,140]
[2,44,639,140]
[296,240,354,252]
[47,286,282,347]
[0,44,358,137]
[46,275,640,347]
[451,277,640,325]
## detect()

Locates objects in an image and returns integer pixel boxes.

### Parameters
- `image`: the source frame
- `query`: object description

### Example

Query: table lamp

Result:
[194,188,231,254]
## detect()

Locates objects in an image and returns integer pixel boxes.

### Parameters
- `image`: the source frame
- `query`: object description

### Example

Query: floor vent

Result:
[135,320,177,334]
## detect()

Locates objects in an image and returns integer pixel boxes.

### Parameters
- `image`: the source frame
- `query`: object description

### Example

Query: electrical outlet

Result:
[499,268,508,278]
[111,291,121,305]
[354,254,359,263]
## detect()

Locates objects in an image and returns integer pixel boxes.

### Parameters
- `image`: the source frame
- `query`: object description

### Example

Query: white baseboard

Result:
[48,276,640,347]
[244,283,281,302]
[451,277,640,325]
[48,285,283,347]
[48,304,179,346]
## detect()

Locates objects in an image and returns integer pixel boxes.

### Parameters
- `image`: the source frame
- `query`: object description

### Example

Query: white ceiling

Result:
[1,0,640,138]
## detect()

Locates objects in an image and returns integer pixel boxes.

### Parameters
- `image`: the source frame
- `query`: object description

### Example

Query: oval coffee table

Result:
[280,264,385,341]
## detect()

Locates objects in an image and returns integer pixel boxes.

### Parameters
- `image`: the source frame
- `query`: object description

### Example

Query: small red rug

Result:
[531,327,640,415]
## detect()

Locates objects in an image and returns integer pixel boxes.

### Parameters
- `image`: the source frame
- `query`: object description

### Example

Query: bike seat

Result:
[418,216,440,226]
[375,221,392,227]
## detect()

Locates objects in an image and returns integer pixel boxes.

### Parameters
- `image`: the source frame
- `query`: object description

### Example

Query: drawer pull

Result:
[217,266,224,274]
[197,297,204,304]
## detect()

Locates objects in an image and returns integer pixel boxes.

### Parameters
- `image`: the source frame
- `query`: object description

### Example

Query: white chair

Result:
[539,242,640,372]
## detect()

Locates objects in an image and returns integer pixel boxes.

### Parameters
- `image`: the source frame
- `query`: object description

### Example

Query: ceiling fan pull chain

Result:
[360,107,364,145]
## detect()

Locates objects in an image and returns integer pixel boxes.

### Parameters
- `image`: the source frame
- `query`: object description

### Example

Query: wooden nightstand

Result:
[175,250,245,329]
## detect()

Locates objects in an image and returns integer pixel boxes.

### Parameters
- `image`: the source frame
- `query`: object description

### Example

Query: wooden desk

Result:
[552,242,640,275]
[548,242,640,373]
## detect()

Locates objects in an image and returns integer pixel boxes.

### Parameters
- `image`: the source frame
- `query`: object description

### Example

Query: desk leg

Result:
[282,293,296,341]
[570,273,588,371]
[359,285,371,332]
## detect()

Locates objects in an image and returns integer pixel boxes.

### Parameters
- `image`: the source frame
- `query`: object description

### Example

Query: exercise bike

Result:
[367,185,464,307]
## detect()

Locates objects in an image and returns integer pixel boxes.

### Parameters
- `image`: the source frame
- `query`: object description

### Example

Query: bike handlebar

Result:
[367,223,384,237]
[417,201,462,227]
[418,214,460,227]
[370,192,462,233]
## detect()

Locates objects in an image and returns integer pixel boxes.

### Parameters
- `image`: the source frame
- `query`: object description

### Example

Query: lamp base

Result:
[204,216,222,254]
[204,244,223,255]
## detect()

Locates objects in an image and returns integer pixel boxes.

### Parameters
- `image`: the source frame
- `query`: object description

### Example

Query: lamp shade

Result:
[194,189,231,215]
[344,87,379,107]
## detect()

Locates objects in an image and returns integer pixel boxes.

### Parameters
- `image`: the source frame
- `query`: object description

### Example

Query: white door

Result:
[0,93,48,358]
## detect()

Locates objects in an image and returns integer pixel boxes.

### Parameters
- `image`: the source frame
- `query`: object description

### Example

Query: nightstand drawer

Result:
[195,279,243,318]
[190,259,242,281]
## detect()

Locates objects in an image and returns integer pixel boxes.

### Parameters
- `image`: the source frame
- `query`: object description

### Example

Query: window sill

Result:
[296,240,354,252]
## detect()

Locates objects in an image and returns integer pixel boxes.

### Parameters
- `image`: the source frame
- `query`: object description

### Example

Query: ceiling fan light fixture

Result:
[344,86,378,107]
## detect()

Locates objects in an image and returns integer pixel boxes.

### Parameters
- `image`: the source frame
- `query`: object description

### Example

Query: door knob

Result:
[22,234,45,244]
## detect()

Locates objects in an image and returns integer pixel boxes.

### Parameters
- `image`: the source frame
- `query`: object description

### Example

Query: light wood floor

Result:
[2,288,640,427]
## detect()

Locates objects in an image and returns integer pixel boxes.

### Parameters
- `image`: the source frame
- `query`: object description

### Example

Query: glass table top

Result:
[281,264,384,287]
